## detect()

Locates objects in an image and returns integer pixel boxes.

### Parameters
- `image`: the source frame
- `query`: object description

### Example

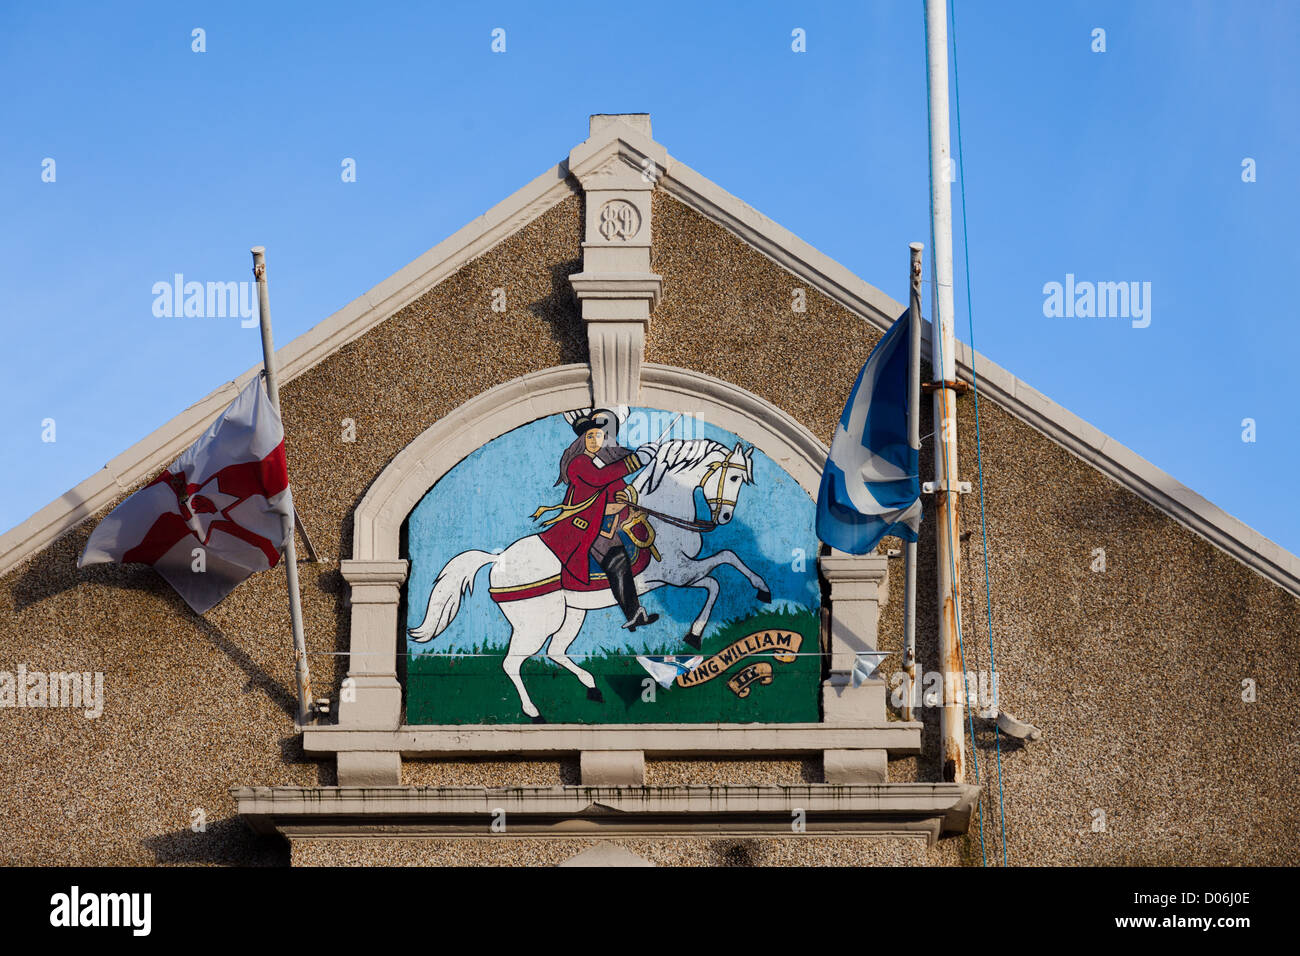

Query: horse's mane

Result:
[638,438,730,496]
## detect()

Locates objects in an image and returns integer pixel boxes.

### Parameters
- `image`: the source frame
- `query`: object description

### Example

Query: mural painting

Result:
[404,407,822,724]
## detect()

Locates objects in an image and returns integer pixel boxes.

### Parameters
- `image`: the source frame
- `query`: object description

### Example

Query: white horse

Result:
[408,438,771,721]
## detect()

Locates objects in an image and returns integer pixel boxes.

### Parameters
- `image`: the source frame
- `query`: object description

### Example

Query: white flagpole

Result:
[903,242,924,722]
[251,246,313,726]
[924,0,966,783]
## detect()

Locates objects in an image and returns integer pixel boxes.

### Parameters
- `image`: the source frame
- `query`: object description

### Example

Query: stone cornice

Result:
[235,783,980,845]
[569,272,663,312]
[339,559,409,585]
[300,721,923,756]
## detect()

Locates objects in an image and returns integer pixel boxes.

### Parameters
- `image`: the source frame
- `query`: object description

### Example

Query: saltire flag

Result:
[79,375,293,613]
[816,311,922,554]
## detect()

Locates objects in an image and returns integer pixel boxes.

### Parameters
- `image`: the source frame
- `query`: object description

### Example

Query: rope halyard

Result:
[950,0,1009,867]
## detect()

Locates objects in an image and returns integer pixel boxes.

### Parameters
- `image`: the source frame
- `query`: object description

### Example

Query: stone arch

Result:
[350,363,827,562]
[333,363,830,754]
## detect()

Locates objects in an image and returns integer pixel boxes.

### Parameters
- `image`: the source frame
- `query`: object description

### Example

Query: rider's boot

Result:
[599,549,659,631]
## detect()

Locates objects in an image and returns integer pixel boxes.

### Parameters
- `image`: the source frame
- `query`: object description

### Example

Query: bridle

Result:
[630,453,747,533]
[700,457,747,520]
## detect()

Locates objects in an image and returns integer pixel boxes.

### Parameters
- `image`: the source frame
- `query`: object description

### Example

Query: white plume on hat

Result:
[563,406,629,428]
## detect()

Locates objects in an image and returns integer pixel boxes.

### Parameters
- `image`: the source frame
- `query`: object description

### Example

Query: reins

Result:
[630,505,716,533]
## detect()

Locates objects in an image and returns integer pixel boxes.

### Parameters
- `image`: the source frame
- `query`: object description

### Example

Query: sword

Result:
[649,412,683,445]
[621,412,719,533]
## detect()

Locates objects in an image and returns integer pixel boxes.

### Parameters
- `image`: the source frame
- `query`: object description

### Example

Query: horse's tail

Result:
[408,550,497,643]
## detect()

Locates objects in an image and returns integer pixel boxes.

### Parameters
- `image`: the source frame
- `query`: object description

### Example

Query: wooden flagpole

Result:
[251,246,313,726]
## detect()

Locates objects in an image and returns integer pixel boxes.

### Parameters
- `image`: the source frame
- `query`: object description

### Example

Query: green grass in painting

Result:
[406,605,822,725]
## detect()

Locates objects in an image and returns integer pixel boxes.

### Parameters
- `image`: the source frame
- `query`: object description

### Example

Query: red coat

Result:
[539,452,643,589]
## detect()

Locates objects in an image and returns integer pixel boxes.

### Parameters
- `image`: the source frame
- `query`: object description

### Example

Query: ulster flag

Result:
[79,375,294,613]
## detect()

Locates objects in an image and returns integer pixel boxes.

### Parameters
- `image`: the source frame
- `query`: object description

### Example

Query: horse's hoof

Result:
[756,588,772,603]
[683,633,701,650]
[586,686,604,703]
[531,714,547,724]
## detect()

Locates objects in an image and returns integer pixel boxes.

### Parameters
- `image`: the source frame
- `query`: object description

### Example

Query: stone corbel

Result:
[569,273,661,409]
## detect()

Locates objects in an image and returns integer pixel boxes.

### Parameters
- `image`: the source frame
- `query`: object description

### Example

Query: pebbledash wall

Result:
[1,115,1297,867]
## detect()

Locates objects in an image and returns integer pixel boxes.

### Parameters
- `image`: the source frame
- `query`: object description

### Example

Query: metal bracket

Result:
[923,480,972,494]
[294,511,321,562]
[922,378,970,394]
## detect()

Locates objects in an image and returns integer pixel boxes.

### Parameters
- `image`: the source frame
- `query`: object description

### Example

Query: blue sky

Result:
[2,0,1297,558]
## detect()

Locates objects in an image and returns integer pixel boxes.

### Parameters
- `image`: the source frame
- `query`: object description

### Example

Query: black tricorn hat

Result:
[571,408,619,436]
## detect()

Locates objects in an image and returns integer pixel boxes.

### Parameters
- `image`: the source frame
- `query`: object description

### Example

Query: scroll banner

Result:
[728,662,773,697]
[676,629,803,696]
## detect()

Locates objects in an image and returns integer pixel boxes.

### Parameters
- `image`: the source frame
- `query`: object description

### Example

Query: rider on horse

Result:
[534,409,660,631]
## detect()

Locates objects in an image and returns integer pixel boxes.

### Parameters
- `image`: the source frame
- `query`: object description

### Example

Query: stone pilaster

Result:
[337,558,408,786]
[819,552,891,782]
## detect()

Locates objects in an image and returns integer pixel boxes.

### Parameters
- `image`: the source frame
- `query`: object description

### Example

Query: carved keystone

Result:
[568,114,667,408]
